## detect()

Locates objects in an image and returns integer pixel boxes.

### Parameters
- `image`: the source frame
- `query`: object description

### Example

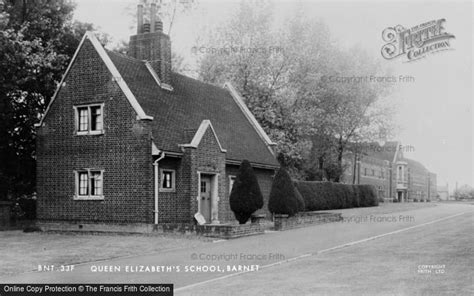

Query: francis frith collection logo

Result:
[381,19,455,62]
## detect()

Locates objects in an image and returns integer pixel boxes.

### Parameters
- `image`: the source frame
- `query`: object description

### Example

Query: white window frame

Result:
[228,175,237,194]
[74,169,104,200]
[159,169,176,192]
[73,103,104,135]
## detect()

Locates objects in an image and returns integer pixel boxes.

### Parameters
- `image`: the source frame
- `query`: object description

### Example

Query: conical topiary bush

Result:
[268,167,300,216]
[229,160,264,224]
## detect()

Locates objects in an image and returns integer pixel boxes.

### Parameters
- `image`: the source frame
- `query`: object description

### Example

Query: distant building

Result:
[437,185,450,200]
[428,172,438,200]
[342,141,437,202]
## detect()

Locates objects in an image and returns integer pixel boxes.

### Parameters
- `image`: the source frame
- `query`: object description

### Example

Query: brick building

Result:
[35,3,278,228]
[342,142,437,202]
[342,152,390,199]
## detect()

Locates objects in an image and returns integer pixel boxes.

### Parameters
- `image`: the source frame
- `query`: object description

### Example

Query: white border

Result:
[73,169,105,200]
[224,82,276,155]
[159,168,176,192]
[145,61,174,91]
[179,120,227,153]
[72,103,105,136]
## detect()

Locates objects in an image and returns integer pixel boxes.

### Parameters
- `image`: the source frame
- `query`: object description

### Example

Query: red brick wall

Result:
[156,156,199,223]
[36,39,154,223]
[182,127,227,223]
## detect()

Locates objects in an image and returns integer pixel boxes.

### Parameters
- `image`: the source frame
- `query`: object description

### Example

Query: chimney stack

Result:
[137,2,144,34]
[150,1,156,32]
[129,0,172,88]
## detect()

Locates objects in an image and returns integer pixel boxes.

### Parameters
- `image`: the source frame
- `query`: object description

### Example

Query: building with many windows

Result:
[342,142,437,202]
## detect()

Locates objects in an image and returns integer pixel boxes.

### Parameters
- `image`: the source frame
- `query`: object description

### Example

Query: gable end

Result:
[36,32,153,127]
[179,120,227,153]
[223,82,276,156]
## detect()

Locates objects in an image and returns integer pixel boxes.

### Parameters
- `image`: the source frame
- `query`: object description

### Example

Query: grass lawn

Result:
[0,232,211,277]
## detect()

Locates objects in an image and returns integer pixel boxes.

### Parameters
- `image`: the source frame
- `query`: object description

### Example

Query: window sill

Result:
[74,195,104,201]
[159,188,176,193]
[76,131,104,136]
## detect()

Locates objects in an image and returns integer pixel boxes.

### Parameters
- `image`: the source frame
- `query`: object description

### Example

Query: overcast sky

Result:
[74,0,473,190]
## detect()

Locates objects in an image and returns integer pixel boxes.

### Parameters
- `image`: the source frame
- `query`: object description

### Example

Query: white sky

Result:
[73,0,474,190]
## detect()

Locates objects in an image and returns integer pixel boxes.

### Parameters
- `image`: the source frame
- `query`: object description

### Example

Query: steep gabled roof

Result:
[73,33,276,167]
[107,48,278,166]
[36,32,278,167]
[179,120,227,153]
[36,32,153,127]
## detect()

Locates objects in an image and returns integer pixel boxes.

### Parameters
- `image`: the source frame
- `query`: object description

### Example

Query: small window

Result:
[75,170,104,200]
[160,169,175,191]
[229,176,236,194]
[75,104,104,135]
[364,168,367,176]
[200,181,207,193]
[371,169,375,176]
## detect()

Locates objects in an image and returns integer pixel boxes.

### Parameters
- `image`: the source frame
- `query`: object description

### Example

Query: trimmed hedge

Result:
[295,181,379,211]
[295,187,306,212]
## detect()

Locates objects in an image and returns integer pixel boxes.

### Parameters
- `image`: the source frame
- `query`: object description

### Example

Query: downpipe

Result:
[153,151,165,225]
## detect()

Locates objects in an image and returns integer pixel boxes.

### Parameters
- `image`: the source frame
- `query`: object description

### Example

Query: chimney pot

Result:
[137,2,144,34]
[129,0,172,87]
[155,19,163,32]
[143,23,151,33]
[150,2,157,33]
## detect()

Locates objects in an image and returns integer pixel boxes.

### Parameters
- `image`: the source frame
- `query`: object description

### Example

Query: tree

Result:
[268,168,300,216]
[0,0,106,200]
[196,1,396,181]
[229,160,264,224]
[197,1,305,174]
[453,184,474,200]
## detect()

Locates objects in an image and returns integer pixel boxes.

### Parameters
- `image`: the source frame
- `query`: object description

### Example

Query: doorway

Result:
[199,176,212,223]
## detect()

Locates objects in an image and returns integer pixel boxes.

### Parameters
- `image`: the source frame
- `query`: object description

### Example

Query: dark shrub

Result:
[268,168,299,216]
[296,181,329,211]
[229,160,264,224]
[23,226,42,233]
[294,187,306,212]
[17,196,36,220]
[357,185,378,207]
[294,181,378,211]
[352,185,361,208]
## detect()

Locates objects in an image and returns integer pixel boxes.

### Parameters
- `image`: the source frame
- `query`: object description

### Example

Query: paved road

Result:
[1,203,472,295]
[177,205,473,296]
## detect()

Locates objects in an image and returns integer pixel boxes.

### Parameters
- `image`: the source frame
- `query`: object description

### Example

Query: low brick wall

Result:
[0,201,12,230]
[153,223,265,239]
[273,212,343,231]
[197,223,265,239]
[38,221,154,234]
[38,221,265,239]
